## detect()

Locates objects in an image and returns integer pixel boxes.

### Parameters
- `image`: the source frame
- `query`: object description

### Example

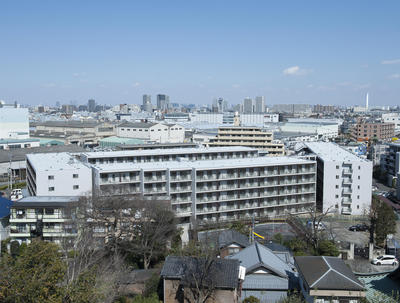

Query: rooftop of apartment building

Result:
[13,196,80,207]
[92,156,315,172]
[27,152,91,171]
[304,142,369,163]
[0,144,85,164]
[31,120,103,128]
[81,146,257,159]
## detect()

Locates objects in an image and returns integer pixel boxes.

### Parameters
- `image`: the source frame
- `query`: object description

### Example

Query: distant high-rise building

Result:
[243,97,254,114]
[157,94,170,111]
[212,98,227,113]
[88,99,96,112]
[255,96,265,113]
[61,104,75,114]
[142,94,152,112]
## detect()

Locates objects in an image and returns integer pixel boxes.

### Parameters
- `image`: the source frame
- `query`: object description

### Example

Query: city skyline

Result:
[1,1,399,106]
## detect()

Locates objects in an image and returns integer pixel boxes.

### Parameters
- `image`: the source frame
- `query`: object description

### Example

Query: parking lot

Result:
[324,220,370,247]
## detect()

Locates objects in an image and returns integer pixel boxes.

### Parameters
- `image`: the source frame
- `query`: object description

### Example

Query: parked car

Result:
[307,221,326,231]
[10,189,23,201]
[372,255,398,266]
[348,224,369,232]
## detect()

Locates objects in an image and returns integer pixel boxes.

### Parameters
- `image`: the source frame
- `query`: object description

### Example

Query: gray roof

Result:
[0,145,85,163]
[218,229,250,249]
[242,274,288,290]
[161,256,239,289]
[227,242,291,278]
[118,122,158,128]
[13,196,80,208]
[32,121,102,128]
[295,256,364,291]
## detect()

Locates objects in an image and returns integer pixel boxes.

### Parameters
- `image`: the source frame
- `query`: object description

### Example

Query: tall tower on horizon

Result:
[366,93,369,110]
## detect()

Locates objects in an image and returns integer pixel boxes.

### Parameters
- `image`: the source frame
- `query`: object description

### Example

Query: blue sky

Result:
[0,1,399,106]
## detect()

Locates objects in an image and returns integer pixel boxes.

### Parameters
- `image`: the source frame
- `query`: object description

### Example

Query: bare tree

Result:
[77,194,177,269]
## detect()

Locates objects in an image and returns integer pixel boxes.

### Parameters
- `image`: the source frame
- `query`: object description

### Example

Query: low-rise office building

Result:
[9,196,79,244]
[116,122,185,143]
[300,142,372,215]
[0,138,40,150]
[209,126,285,155]
[380,141,400,186]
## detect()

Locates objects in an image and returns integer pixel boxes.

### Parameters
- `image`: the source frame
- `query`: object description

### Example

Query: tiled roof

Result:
[295,256,364,291]
[218,229,250,249]
[161,256,239,289]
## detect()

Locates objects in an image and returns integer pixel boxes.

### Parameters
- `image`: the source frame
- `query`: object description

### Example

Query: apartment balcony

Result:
[342,169,353,175]
[342,178,353,185]
[10,230,31,237]
[342,188,352,194]
[341,207,352,215]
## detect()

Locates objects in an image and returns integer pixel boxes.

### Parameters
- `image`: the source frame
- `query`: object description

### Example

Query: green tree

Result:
[370,196,397,246]
[316,240,339,256]
[131,293,160,303]
[0,240,66,303]
[243,295,261,303]
[284,238,308,256]
[278,293,305,302]
[229,221,250,236]
[273,233,284,245]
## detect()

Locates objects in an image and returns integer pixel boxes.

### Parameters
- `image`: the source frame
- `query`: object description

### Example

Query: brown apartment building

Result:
[350,120,394,142]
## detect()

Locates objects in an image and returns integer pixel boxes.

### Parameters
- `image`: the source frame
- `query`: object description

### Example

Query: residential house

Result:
[218,229,250,258]
[161,256,242,303]
[295,256,365,303]
[227,242,295,303]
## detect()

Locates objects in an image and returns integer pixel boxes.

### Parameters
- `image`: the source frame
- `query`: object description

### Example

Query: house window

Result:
[48,175,54,180]
[49,187,55,192]
[73,185,79,190]
[73,174,78,179]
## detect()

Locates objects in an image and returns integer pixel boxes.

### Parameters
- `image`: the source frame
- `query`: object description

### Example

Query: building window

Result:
[336,165,339,169]
[357,205,360,209]
[358,176,360,180]
[336,175,339,179]
[335,185,339,189]
[357,195,360,199]
[358,185,360,189]
[358,166,361,169]
[335,195,339,198]
[73,174,78,178]
[48,175,54,180]
[49,187,55,191]
[73,185,79,190]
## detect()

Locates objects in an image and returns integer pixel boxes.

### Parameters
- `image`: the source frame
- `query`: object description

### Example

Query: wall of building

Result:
[0,107,29,139]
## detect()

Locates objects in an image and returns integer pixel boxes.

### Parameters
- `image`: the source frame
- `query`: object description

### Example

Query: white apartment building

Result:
[382,113,400,133]
[26,147,316,227]
[26,153,92,196]
[92,157,316,225]
[116,122,185,143]
[9,196,79,244]
[302,142,372,215]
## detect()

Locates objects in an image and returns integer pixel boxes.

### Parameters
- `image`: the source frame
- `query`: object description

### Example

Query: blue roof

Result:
[227,242,292,278]
[0,197,13,218]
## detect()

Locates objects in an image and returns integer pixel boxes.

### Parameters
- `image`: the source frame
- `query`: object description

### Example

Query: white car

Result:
[372,255,398,266]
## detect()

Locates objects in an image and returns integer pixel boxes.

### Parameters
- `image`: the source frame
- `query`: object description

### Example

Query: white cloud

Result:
[132,82,140,87]
[381,59,400,65]
[389,74,400,79]
[283,66,311,76]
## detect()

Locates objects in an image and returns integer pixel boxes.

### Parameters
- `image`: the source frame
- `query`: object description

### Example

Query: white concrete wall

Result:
[322,160,372,215]
[167,124,185,143]
[0,108,29,139]
[190,113,223,124]
[35,166,92,196]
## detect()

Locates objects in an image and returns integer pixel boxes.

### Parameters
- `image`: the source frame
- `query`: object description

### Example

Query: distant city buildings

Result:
[208,126,285,155]
[88,99,96,112]
[350,119,395,142]
[157,94,170,111]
